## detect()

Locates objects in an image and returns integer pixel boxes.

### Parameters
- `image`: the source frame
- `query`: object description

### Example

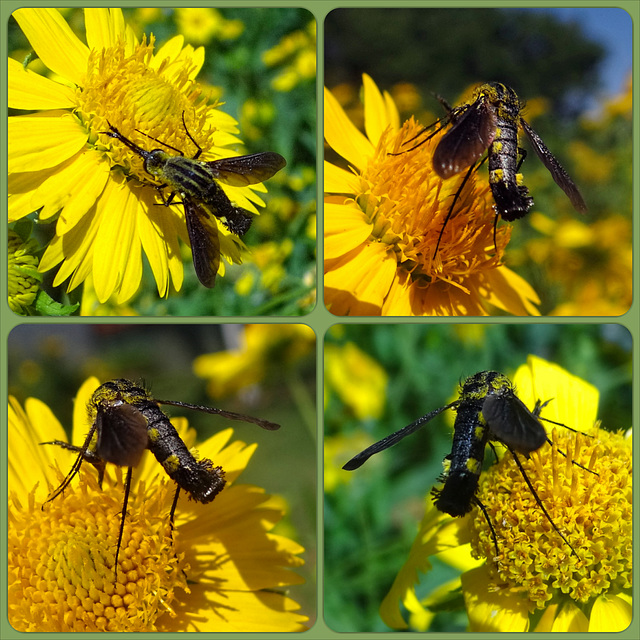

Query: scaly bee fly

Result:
[104,113,286,287]
[42,378,280,577]
[343,370,596,558]
[398,82,587,257]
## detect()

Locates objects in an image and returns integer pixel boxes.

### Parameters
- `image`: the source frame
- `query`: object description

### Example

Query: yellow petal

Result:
[363,73,398,146]
[8,57,76,110]
[8,112,88,172]
[324,85,372,171]
[92,179,138,303]
[12,8,89,86]
[84,7,126,50]
[324,160,360,194]
[324,203,372,259]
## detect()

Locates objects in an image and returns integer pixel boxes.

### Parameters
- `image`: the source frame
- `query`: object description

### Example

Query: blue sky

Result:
[533,7,632,98]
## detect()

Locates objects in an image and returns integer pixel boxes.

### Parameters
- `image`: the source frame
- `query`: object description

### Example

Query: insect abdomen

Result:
[432,396,489,517]
[143,404,226,503]
[432,371,508,517]
[487,84,534,220]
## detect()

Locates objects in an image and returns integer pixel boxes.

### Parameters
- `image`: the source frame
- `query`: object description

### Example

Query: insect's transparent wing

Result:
[482,392,547,454]
[520,118,587,214]
[184,198,220,288]
[343,402,457,470]
[433,100,498,179]
[206,152,287,187]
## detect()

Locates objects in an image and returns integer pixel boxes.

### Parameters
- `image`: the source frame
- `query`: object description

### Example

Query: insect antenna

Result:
[132,127,185,156]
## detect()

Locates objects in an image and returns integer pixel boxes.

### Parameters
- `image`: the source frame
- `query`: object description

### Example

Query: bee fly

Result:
[396,82,587,258]
[343,370,597,558]
[41,379,280,577]
[103,113,286,287]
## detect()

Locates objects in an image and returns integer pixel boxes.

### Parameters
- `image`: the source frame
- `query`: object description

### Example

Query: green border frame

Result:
[3,1,638,638]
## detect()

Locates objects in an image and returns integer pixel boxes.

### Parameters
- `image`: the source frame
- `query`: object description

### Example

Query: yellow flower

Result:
[324,341,388,420]
[8,377,307,632]
[193,324,315,399]
[324,74,541,316]
[324,431,375,493]
[9,8,273,305]
[381,356,631,631]
[175,8,244,45]
[262,21,316,91]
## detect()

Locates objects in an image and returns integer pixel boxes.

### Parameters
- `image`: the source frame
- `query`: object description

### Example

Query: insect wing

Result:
[520,118,587,214]
[433,99,497,179]
[343,403,456,470]
[157,398,281,431]
[206,152,286,187]
[95,402,149,468]
[481,392,547,454]
[184,197,220,288]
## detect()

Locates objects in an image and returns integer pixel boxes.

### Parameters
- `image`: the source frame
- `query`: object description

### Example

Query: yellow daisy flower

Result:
[381,356,631,632]
[324,74,541,316]
[9,8,275,304]
[8,377,308,632]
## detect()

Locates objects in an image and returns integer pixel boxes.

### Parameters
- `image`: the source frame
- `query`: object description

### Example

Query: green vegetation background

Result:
[324,323,632,632]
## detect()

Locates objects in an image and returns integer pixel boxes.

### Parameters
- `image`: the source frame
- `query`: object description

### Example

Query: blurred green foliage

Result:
[324,324,631,631]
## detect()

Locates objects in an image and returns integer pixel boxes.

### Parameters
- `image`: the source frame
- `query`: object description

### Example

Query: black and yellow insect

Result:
[42,379,280,575]
[400,82,587,257]
[343,370,595,557]
[104,114,286,287]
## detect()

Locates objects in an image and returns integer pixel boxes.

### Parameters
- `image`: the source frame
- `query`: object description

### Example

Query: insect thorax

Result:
[156,156,216,199]
[89,379,226,503]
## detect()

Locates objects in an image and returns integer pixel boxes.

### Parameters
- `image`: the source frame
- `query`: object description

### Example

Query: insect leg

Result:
[113,466,134,580]
[433,162,477,259]
[534,401,599,475]
[40,439,107,487]
[168,485,181,530]
[180,111,203,160]
[509,448,578,556]
[42,424,99,506]
[473,495,499,557]
[516,147,528,173]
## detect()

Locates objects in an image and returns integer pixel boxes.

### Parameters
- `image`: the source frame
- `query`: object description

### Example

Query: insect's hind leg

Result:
[433,161,478,259]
